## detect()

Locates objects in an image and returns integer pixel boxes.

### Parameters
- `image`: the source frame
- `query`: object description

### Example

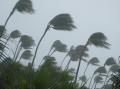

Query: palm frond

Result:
[89,57,99,65]
[21,50,32,60]
[20,35,35,49]
[104,57,116,66]
[49,14,76,31]
[109,64,120,73]
[10,30,21,39]
[15,0,34,14]
[88,32,110,49]
[94,66,107,74]
[51,40,67,52]
[94,75,103,83]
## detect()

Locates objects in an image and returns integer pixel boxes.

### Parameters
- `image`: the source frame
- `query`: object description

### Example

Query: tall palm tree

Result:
[60,46,74,67]
[65,45,88,70]
[3,0,34,29]
[74,32,110,83]
[89,66,107,88]
[40,40,67,65]
[92,75,103,89]
[18,50,33,62]
[84,57,100,76]
[2,30,21,54]
[14,35,35,61]
[32,13,76,67]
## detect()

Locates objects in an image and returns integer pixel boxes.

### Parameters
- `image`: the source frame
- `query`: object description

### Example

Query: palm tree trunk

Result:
[74,41,89,83]
[60,53,68,67]
[88,74,95,88]
[48,47,53,55]
[84,63,89,76]
[49,49,56,56]
[13,40,20,59]
[4,7,15,28]
[31,25,50,67]
[14,46,22,61]
[65,59,71,70]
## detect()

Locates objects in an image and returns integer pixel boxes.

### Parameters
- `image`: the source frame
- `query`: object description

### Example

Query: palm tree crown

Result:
[20,50,33,60]
[15,0,34,14]
[49,14,76,31]
[88,32,110,49]
[10,30,21,39]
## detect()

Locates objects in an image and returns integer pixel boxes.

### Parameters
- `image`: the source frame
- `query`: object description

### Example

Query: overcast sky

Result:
[0,0,120,79]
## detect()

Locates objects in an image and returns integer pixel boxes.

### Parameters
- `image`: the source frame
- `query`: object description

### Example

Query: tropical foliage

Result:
[0,0,119,89]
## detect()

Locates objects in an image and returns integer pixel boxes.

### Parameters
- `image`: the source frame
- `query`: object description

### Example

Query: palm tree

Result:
[40,40,67,65]
[84,57,100,76]
[79,75,87,86]
[103,57,116,84]
[89,66,107,88]
[65,45,88,70]
[14,35,35,61]
[104,64,120,85]
[60,46,74,67]
[3,0,34,29]
[74,32,110,83]
[19,50,33,62]
[92,75,103,89]
[1,30,21,56]
[32,13,76,67]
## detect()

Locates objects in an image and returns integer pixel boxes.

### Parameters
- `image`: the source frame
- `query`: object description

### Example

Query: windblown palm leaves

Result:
[32,13,76,67]
[10,30,21,39]
[104,57,116,66]
[3,0,34,35]
[19,50,33,61]
[49,40,67,55]
[94,75,103,84]
[20,35,35,49]
[14,35,35,61]
[109,64,120,73]
[70,45,89,61]
[94,66,107,74]
[15,0,34,14]
[87,32,110,49]
[49,14,76,31]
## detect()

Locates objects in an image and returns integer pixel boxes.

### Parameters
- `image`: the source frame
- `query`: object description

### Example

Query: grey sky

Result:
[0,0,120,80]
